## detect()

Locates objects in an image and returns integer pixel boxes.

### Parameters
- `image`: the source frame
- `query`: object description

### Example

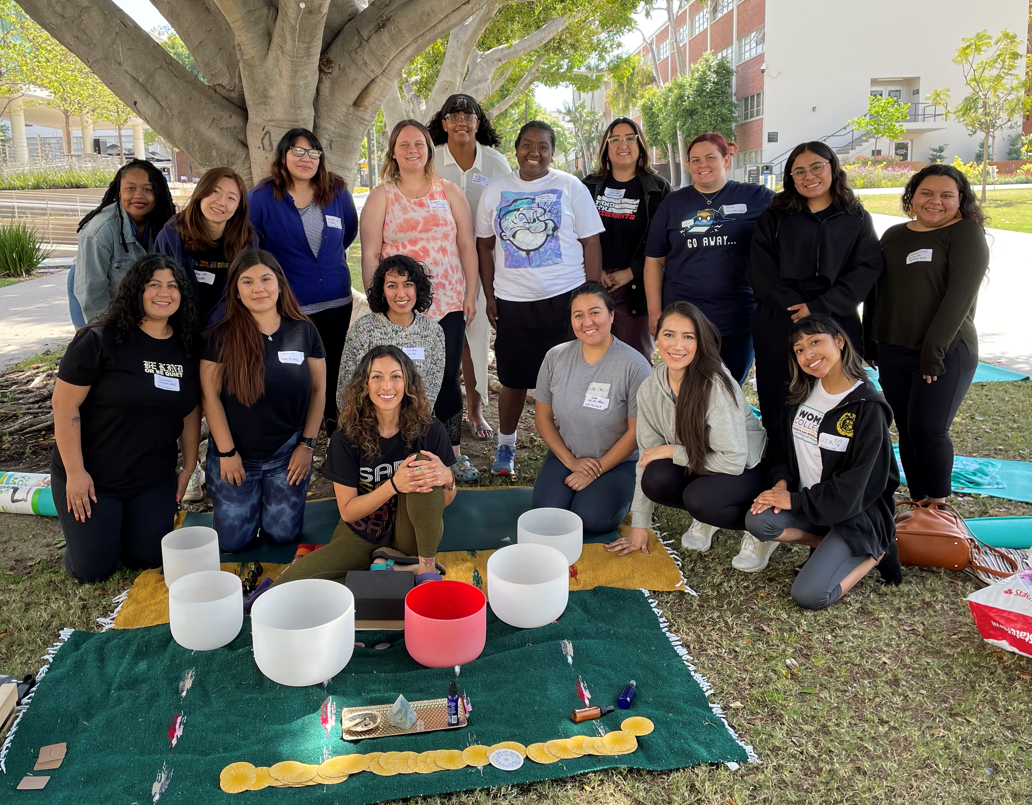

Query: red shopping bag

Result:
[967,571,1032,658]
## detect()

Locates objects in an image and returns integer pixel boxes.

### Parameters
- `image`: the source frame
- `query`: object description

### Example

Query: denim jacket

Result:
[74,204,153,322]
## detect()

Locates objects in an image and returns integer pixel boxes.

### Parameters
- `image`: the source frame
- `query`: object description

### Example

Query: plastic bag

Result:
[967,568,1032,658]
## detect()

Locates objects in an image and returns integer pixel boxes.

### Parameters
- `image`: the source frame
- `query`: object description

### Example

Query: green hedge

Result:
[0,165,116,190]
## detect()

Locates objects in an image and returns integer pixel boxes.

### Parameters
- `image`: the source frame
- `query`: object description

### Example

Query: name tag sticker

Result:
[586,382,611,399]
[402,346,426,360]
[537,193,557,203]
[194,270,215,285]
[428,199,449,210]
[721,203,747,215]
[325,215,343,229]
[278,351,304,365]
[471,173,491,186]
[681,219,694,228]
[154,374,180,392]
[906,248,933,264]
[603,187,626,199]
[583,395,610,410]
[818,432,850,452]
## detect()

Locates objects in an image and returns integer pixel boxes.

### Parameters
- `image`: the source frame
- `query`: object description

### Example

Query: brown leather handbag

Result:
[894,500,1019,578]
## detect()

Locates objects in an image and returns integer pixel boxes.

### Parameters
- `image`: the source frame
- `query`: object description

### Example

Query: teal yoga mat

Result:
[183,488,622,563]
[866,362,1029,392]
[965,517,1032,550]
[894,446,1032,504]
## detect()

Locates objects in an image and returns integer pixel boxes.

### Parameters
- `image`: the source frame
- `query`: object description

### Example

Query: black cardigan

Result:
[749,204,884,321]
[583,172,672,316]
[766,379,899,558]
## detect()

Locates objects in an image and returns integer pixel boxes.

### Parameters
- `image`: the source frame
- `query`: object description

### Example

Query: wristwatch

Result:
[215,444,237,458]
[299,436,318,449]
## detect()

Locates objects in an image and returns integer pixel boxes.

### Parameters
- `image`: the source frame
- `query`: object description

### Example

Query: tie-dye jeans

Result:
[206,432,310,553]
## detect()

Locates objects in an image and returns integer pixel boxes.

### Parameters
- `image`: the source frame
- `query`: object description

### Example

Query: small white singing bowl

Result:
[161,526,220,588]
[487,543,570,629]
[168,570,243,651]
[250,579,355,687]
[517,507,583,566]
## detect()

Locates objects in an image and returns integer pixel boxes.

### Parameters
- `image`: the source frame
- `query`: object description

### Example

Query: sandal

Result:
[370,559,397,571]
[371,547,447,575]
[452,455,480,483]
[415,571,443,584]
[467,418,494,441]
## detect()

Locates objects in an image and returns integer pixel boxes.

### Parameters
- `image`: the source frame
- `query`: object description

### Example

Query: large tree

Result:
[16,0,497,185]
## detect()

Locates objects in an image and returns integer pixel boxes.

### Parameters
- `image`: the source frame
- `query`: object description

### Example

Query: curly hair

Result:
[366,255,435,315]
[900,164,986,228]
[94,254,199,354]
[77,159,176,254]
[258,128,347,207]
[427,93,501,148]
[769,141,860,215]
[786,315,868,405]
[338,345,433,459]
[592,118,656,179]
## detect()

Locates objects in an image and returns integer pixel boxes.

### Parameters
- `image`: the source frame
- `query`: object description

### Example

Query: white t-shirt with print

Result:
[475,167,605,302]
[792,379,862,490]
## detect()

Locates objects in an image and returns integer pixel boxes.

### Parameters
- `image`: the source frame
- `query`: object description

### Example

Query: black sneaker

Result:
[876,539,903,586]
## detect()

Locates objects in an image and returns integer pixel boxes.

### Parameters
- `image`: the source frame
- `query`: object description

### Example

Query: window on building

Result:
[676,25,687,45]
[733,148,762,170]
[692,8,709,36]
[659,40,670,59]
[713,0,733,18]
[737,27,764,64]
[716,45,733,63]
[740,92,763,122]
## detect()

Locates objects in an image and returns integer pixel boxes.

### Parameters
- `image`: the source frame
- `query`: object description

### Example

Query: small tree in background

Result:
[928,143,948,164]
[846,95,909,158]
[606,54,655,118]
[667,51,737,147]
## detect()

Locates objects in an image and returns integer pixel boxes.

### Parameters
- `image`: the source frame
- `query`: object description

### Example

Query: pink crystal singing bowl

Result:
[404,580,487,668]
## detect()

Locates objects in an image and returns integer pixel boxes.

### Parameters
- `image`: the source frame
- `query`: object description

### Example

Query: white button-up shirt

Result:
[434,143,512,211]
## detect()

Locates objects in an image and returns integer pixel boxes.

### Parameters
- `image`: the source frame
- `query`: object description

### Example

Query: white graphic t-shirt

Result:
[792,379,862,489]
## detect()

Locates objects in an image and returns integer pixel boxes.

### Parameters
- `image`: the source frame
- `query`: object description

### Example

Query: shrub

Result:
[842,162,914,188]
[0,221,53,277]
[0,165,116,190]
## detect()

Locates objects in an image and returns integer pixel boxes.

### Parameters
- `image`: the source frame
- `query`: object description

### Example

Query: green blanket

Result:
[0,588,751,803]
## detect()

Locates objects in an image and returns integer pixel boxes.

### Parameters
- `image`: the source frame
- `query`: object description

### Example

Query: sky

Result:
[114,0,654,114]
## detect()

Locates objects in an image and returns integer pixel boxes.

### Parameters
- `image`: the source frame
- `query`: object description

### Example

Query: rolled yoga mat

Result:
[0,471,57,517]
[965,517,1032,550]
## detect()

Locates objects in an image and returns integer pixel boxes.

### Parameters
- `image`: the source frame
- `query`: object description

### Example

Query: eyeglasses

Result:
[791,161,829,180]
[607,135,639,146]
[289,146,322,159]
[444,113,478,123]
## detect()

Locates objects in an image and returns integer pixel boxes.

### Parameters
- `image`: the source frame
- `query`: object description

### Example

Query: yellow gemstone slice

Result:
[433,748,467,771]
[565,735,590,756]
[602,730,638,755]
[620,716,655,737]
[462,745,492,767]
[321,754,370,776]
[487,741,527,758]
[219,762,257,794]
[269,760,317,784]
[526,743,560,765]
[544,739,578,760]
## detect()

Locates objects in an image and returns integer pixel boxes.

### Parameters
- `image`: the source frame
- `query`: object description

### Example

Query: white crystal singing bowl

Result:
[250,579,355,687]
[487,543,570,629]
[517,507,583,566]
[161,526,220,588]
[168,570,243,651]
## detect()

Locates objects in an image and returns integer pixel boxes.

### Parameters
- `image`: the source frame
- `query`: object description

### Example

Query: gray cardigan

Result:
[631,363,767,528]
[74,204,153,322]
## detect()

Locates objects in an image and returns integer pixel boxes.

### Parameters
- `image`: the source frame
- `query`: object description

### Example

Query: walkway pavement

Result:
[0,270,76,369]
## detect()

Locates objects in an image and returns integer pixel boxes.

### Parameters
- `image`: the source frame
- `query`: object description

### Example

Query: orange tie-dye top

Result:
[381,182,465,322]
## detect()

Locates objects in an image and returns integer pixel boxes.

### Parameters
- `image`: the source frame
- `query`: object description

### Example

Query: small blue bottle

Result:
[447,681,459,726]
[617,680,637,709]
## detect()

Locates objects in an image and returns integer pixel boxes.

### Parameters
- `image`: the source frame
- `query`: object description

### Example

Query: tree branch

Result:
[476,15,569,70]
[149,0,243,104]
[323,0,366,50]
[210,0,276,64]
[424,0,504,113]
[636,26,663,87]
[484,54,547,117]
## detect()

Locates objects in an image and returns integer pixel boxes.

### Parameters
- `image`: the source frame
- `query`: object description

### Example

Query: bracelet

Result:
[389,476,400,494]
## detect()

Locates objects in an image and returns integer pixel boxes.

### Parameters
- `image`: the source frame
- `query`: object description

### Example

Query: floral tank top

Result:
[381,182,465,322]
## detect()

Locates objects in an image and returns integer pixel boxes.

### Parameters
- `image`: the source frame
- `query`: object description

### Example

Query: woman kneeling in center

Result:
[275,346,456,586]
[744,314,902,610]
[532,282,653,534]
[610,302,766,557]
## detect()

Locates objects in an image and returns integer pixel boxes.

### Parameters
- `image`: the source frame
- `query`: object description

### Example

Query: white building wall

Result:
[762,0,1028,167]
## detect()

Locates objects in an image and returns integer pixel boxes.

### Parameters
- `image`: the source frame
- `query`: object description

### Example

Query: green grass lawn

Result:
[859,188,1032,234]
[0,277,24,288]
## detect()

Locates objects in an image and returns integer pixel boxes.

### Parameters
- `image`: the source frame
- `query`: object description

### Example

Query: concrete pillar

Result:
[81,119,95,156]
[9,97,29,164]
[131,119,145,160]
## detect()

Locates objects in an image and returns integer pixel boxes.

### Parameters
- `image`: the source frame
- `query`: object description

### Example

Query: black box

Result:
[345,571,414,628]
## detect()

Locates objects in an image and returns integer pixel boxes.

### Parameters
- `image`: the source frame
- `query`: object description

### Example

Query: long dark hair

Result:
[209,249,309,407]
[657,302,737,475]
[786,315,867,404]
[259,128,347,207]
[901,164,985,228]
[569,281,615,314]
[367,254,434,315]
[592,117,656,179]
[95,254,198,353]
[174,167,255,261]
[427,94,501,147]
[769,141,860,215]
[77,159,176,253]
[338,345,433,458]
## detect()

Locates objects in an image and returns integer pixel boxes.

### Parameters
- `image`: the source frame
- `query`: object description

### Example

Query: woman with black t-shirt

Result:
[51,255,201,583]
[201,250,327,553]
[274,345,456,586]
[644,133,774,383]
[156,167,257,327]
[583,117,672,360]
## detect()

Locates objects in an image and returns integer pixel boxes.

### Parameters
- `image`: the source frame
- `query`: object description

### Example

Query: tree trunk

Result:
[117,124,125,165]
[981,129,990,203]
[60,109,73,155]
[666,143,678,186]
[676,128,686,187]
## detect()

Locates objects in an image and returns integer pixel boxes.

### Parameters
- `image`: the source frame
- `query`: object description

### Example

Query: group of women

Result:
[54,94,990,611]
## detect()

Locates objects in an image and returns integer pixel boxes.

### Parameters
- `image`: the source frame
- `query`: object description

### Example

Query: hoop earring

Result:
[908,210,916,219]
[954,210,963,220]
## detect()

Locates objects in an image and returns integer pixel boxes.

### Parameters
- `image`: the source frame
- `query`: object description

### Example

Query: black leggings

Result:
[640,458,764,530]
[52,472,178,583]
[309,301,353,431]
[877,340,977,500]
[434,310,465,446]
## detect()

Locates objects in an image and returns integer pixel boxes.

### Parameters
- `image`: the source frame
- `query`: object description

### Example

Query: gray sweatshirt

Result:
[630,363,767,528]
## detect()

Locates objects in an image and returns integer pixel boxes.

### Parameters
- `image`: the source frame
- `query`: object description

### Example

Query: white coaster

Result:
[489,749,524,771]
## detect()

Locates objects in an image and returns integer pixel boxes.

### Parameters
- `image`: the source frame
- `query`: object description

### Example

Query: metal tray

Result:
[341,697,468,742]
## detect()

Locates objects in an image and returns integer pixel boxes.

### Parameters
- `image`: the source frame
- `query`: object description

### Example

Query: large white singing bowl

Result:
[487,543,569,629]
[161,526,220,588]
[517,508,583,566]
[168,571,243,651]
[250,579,355,687]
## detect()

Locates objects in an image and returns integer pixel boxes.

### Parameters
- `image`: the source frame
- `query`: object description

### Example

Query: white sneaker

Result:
[681,521,719,551]
[731,533,778,572]
[183,463,205,502]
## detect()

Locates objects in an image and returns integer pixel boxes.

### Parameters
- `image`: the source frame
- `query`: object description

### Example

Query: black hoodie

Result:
[767,379,899,558]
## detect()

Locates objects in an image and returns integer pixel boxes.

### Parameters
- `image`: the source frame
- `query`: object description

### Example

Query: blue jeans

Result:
[67,264,86,328]
[720,330,755,386]
[206,432,310,553]
[531,451,636,533]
